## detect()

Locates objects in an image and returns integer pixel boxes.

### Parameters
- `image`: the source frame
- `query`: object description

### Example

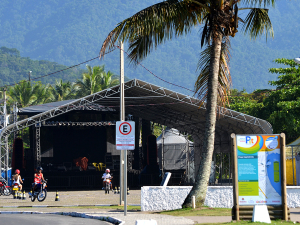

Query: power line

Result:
[115,45,195,94]
[0,47,116,89]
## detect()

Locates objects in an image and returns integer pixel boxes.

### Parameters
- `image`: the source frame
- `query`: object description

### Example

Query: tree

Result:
[99,70,119,90]
[75,65,105,97]
[75,65,119,98]
[7,80,40,107]
[228,88,264,118]
[50,79,77,101]
[228,59,300,144]
[262,59,300,143]
[99,0,275,207]
[32,82,53,105]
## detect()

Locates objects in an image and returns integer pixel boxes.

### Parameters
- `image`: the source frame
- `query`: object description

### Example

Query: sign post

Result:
[116,121,135,216]
[119,42,125,209]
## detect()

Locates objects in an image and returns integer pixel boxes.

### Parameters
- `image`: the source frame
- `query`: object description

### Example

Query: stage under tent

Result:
[0,79,272,189]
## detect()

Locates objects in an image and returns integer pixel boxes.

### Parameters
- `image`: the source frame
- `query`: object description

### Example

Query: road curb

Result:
[0,204,140,208]
[0,211,124,225]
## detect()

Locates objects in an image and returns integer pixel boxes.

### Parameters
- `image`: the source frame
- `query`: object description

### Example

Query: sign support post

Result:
[119,42,125,207]
[231,133,239,221]
[280,133,287,221]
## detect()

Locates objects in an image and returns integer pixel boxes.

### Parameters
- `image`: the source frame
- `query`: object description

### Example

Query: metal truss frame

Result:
[35,125,41,168]
[43,121,116,126]
[0,84,127,180]
[0,79,273,182]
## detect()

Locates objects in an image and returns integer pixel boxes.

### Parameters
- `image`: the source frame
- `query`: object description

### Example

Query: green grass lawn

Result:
[68,205,141,211]
[157,206,231,216]
[196,220,295,225]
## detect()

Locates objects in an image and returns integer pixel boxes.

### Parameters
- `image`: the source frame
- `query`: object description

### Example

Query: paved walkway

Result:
[1,190,300,224]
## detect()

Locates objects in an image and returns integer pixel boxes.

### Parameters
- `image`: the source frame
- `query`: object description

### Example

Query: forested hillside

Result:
[0,47,84,86]
[0,0,299,95]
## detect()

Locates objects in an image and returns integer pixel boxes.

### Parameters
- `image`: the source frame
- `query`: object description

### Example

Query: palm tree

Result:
[100,70,119,90]
[50,79,77,101]
[75,65,105,97]
[99,0,275,207]
[75,65,119,98]
[32,82,53,105]
[7,80,39,107]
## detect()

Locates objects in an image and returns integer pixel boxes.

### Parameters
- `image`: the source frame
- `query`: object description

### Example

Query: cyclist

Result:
[12,169,23,191]
[102,168,112,190]
[30,167,45,194]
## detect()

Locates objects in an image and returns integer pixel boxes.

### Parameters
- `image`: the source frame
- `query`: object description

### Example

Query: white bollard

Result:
[252,205,271,223]
[135,219,157,225]
[192,196,196,209]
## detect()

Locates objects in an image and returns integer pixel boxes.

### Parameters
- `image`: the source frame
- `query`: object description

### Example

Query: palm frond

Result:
[100,0,208,64]
[240,0,276,8]
[195,37,231,107]
[241,8,273,40]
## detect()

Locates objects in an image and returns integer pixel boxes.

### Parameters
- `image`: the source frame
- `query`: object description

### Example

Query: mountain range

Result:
[0,0,298,95]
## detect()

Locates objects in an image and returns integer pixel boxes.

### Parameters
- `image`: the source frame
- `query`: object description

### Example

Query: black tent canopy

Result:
[1,79,272,179]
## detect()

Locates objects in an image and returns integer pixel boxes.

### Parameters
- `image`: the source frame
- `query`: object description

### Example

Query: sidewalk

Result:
[0,190,230,224]
[1,190,300,224]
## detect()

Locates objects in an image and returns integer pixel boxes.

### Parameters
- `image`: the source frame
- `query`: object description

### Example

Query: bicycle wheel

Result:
[37,190,47,202]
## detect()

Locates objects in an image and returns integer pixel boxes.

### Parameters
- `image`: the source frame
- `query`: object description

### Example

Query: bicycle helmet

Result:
[105,168,110,173]
[15,169,20,174]
[36,167,43,172]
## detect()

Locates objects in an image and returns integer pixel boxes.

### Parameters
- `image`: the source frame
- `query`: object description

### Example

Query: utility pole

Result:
[119,42,125,207]
[29,71,32,82]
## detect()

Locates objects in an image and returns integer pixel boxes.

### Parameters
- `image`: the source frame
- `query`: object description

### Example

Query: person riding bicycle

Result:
[12,169,23,191]
[31,167,45,194]
[102,168,112,190]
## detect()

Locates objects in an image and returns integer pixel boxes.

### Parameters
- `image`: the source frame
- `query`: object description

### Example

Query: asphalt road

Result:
[0,214,111,225]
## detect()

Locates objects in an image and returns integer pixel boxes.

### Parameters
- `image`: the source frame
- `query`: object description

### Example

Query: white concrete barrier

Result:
[141,186,300,210]
[204,186,234,208]
[204,186,300,208]
[141,186,192,211]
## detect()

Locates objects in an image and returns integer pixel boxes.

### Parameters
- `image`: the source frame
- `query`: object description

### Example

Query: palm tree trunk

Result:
[184,34,223,207]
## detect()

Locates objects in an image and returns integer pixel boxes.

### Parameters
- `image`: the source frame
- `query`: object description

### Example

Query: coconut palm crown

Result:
[100,0,275,207]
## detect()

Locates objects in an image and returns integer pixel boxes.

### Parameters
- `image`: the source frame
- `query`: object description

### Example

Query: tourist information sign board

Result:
[236,134,282,205]
[116,121,135,150]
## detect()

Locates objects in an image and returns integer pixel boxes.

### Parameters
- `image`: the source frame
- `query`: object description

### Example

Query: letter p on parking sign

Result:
[116,121,135,150]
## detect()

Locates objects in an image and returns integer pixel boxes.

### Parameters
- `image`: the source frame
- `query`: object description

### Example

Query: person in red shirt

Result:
[30,167,45,194]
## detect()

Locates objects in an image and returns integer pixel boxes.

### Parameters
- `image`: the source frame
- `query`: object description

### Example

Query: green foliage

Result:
[0,47,85,86]
[75,65,105,97]
[5,64,119,109]
[75,65,119,98]
[228,89,264,118]
[229,58,300,143]
[152,123,163,138]
[7,80,42,107]
[50,79,77,101]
